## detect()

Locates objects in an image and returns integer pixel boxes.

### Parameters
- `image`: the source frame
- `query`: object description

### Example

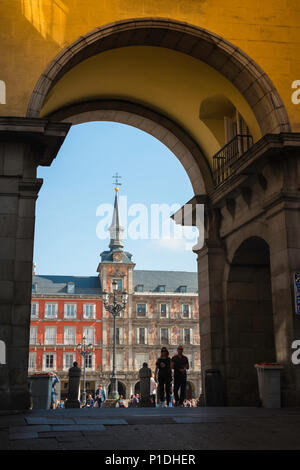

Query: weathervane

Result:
[112,172,122,191]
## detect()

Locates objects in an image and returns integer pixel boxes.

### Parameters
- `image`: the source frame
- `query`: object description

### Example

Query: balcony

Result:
[213,134,253,186]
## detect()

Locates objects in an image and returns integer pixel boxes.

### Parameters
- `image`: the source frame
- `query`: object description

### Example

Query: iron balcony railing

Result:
[213,134,253,186]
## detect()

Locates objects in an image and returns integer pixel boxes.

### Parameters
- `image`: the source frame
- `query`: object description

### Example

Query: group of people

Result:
[82,384,106,408]
[50,345,192,409]
[154,345,189,407]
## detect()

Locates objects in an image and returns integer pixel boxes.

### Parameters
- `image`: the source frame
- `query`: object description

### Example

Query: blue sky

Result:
[34,122,198,275]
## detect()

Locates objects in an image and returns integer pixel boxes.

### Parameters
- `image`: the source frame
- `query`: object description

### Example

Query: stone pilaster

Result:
[0,118,70,410]
[195,241,226,404]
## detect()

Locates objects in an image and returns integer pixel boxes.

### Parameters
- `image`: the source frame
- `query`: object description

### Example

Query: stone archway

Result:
[0,18,297,411]
[27,18,290,137]
[225,237,276,406]
[108,381,126,398]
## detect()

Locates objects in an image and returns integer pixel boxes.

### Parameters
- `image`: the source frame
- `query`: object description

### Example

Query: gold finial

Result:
[115,187,119,192]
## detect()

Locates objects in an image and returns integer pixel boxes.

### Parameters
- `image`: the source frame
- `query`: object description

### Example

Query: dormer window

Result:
[179,285,187,293]
[158,285,165,293]
[136,285,144,292]
[32,282,37,294]
[67,282,75,294]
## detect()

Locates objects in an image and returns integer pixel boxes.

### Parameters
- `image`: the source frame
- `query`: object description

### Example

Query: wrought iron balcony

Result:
[213,134,253,186]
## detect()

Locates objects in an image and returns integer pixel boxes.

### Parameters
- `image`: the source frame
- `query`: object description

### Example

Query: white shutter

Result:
[30,327,37,345]
[145,328,148,345]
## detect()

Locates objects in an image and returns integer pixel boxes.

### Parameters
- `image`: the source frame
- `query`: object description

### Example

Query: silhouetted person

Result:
[171,345,189,406]
[155,347,172,407]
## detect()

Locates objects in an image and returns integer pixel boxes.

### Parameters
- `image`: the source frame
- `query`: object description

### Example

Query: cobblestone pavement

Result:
[1,407,300,450]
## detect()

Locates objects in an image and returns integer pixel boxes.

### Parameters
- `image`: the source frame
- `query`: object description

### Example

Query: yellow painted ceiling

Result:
[0,0,299,132]
[41,46,261,163]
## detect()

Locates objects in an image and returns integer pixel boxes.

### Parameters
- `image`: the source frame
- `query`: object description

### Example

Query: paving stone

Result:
[38,431,82,439]
[73,418,127,425]
[51,424,105,432]
[9,425,52,434]
[9,432,38,440]
[26,417,75,425]
[173,417,223,423]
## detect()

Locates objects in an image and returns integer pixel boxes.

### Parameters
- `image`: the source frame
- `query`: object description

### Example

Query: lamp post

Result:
[103,280,128,399]
[77,335,93,405]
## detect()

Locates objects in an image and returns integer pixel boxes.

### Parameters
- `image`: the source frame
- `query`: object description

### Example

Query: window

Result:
[32,282,37,294]
[158,285,165,292]
[135,353,149,370]
[45,303,58,318]
[85,354,93,369]
[136,284,144,292]
[44,327,56,345]
[186,354,192,369]
[179,285,187,293]
[112,279,122,291]
[83,327,94,345]
[43,353,56,370]
[182,304,190,318]
[64,327,76,345]
[160,328,169,344]
[136,303,146,316]
[29,326,37,345]
[28,352,36,370]
[159,303,169,318]
[83,303,96,319]
[184,328,191,344]
[67,282,75,294]
[116,352,124,370]
[31,302,39,318]
[64,353,75,370]
[137,327,147,345]
[64,303,77,319]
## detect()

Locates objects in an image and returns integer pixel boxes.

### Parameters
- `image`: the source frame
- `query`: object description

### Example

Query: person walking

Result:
[150,373,157,407]
[50,373,60,410]
[155,347,172,408]
[171,345,189,407]
[131,393,139,407]
[95,384,106,408]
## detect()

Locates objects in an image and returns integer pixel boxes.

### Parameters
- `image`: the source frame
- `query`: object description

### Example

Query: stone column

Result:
[65,362,81,408]
[195,239,226,405]
[0,117,70,410]
[267,195,300,405]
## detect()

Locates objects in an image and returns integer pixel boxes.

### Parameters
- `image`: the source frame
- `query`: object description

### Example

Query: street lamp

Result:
[77,335,93,405]
[103,280,128,399]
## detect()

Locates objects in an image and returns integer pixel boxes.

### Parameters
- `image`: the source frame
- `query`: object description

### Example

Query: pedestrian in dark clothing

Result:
[85,393,95,408]
[171,345,189,406]
[155,347,172,407]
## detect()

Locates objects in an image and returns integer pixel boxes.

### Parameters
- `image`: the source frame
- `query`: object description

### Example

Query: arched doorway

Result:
[108,381,126,398]
[225,237,276,406]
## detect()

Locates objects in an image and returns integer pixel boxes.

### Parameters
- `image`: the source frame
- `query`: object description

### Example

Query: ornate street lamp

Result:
[77,335,93,405]
[103,280,128,399]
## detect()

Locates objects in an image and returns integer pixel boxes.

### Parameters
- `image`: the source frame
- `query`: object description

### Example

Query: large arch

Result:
[27,17,290,137]
[225,237,276,406]
[47,99,212,195]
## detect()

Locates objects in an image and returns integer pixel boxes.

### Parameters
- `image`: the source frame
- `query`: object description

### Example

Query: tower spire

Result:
[108,174,124,251]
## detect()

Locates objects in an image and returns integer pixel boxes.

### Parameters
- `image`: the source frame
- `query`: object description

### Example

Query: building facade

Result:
[29,188,201,401]
[29,276,103,400]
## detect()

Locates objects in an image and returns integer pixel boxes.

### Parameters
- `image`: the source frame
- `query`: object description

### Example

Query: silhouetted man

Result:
[171,345,189,406]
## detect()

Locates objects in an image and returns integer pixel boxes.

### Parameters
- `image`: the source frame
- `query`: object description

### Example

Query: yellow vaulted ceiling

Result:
[40,46,261,163]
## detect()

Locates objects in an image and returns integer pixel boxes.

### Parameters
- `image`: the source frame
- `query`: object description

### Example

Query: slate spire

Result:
[108,187,124,251]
